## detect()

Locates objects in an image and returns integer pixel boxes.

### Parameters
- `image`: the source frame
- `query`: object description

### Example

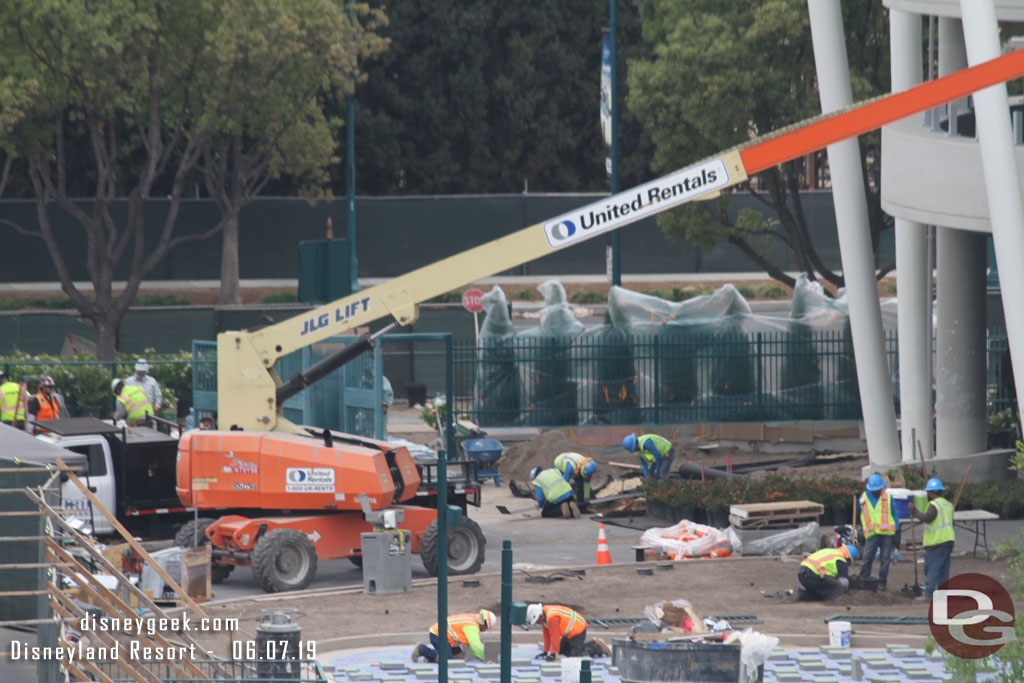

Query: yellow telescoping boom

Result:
[216,47,1024,432]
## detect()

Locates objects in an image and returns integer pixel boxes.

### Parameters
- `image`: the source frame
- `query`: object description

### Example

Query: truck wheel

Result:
[251,529,318,593]
[348,556,363,569]
[421,517,486,577]
[175,519,234,584]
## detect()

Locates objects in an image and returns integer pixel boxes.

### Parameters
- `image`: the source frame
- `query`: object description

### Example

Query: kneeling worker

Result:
[412,609,496,663]
[622,433,674,479]
[531,466,579,518]
[553,452,596,506]
[526,603,609,661]
[797,545,858,601]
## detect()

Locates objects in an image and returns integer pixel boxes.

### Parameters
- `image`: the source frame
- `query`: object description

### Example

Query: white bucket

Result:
[560,656,584,683]
[828,620,851,648]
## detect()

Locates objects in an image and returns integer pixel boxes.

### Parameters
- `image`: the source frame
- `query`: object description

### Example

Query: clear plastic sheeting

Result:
[518,281,583,425]
[640,520,734,560]
[467,278,898,426]
[474,286,521,425]
[727,521,820,557]
[733,629,780,682]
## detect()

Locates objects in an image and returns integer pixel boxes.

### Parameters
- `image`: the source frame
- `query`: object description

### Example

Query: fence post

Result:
[756,333,764,411]
[652,335,660,424]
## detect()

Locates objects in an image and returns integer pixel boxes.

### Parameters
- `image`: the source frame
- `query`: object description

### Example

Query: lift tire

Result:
[251,528,318,593]
[175,518,234,584]
[348,556,363,569]
[421,517,486,577]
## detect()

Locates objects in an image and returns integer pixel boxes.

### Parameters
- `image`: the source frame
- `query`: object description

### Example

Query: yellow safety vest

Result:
[554,452,593,479]
[636,434,672,466]
[0,381,26,422]
[801,548,846,577]
[118,385,154,422]
[532,468,573,504]
[922,497,955,547]
[860,492,896,537]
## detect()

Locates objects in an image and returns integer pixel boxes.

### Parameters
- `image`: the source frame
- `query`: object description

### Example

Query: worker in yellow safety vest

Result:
[112,378,154,426]
[909,478,956,599]
[797,545,858,601]
[531,466,579,518]
[859,473,897,591]
[553,452,597,506]
[411,610,496,663]
[622,433,674,479]
[0,370,27,430]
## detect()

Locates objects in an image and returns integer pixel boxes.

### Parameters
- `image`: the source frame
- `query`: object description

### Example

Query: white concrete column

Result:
[960,0,1024,431]
[890,9,933,462]
[808,0,901,467]
[936,228,988,457]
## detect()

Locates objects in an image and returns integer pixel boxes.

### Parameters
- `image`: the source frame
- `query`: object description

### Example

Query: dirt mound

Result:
[498,430,602,483]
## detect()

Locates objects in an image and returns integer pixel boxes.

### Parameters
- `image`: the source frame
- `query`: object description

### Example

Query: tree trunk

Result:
[93,315,120,362]
[218,212,241,305]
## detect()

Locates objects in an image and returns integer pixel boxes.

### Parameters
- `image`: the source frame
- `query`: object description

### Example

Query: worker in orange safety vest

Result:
[525,603,609,661]
[411,610,496,664]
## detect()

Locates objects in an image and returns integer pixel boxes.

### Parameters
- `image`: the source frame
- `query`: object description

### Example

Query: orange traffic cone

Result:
[596,523,612,565]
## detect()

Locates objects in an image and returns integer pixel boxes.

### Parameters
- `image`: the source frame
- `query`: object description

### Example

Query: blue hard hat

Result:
[844,544,858,562]
[582,460,597,478]
[622,433,638,452]
[866,474,886,492]
[530,466,542,480]
[925,477,945,492]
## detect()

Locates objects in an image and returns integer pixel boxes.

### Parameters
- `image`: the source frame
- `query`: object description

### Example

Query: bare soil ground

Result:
[186,554,1016,656]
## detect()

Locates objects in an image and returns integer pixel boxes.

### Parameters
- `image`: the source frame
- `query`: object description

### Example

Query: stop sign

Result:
[462,289,484,313]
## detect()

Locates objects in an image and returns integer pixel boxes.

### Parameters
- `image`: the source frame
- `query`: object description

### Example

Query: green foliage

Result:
[886,282,898,294]
[628,0,891,286]
[509,289,538,301]
[420,395,446,431]
[568,290,606,305]
[261,291,300,304]
[133,294,194,307]
[427,291,463,304]
[989,408,1016,429]
[645,474,863,514]
[757,284,788,299]
[734,285,756,299]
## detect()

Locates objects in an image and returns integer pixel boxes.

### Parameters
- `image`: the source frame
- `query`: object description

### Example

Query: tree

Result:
[0,0,387,351]
[627,0,892,290]
[197,0,387,304]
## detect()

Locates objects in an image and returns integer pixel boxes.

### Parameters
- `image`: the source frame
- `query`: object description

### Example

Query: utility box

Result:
[360,530,412,596]
[298,238,352,304]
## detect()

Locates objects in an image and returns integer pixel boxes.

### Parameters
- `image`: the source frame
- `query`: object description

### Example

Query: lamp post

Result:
[609,0,621,286]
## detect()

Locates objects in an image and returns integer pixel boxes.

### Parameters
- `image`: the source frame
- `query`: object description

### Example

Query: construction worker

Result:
[28,376,62,433]
[797,545,858,601]
[0,370,27,430]
[112,378,154,426]
[411,609,497,664]
[553,452,596,506]
[531,466,579,518]
[909,478,955,599]
[124,359,163,411]
[526,603,609,660]
[859,473,897,591]
[622,433,674,479]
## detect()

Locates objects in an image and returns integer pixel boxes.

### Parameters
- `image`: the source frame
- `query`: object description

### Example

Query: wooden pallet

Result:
[729,500,823,529]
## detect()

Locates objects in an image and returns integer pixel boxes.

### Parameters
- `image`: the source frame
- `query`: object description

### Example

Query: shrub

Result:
[261,291,300,304]
[509,289,538,301]
[734,285,757,299]
[757,284,788,299]
[568,290,605,305]
[132,294,193,307]
[427,291,463,304]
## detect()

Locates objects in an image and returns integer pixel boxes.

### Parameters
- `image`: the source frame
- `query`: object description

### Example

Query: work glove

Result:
[839,577,850,592]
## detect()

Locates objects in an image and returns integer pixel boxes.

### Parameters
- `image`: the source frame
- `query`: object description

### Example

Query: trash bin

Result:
[612,638,760,682]
[360,530,412,595]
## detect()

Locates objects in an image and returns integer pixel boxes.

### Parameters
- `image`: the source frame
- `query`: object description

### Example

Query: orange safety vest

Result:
[429,613,480,647]
[800,548,846,577]
[860,491,897,537]
[34,392,60,421]
[544,605,587,639]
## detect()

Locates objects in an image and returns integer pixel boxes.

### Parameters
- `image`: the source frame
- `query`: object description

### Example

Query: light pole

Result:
[609,0,621,286]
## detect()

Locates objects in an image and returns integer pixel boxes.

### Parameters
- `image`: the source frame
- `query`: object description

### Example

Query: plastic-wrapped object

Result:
[474,286,521,426]
[640,520,734,560]
[518,281,581,425]
[727,521,820,557]
[643,599,693,628]
[572,324,643,424]
[733,629,780,683]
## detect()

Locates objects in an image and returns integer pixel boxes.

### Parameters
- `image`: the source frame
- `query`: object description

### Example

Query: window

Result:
[67,443,107,477]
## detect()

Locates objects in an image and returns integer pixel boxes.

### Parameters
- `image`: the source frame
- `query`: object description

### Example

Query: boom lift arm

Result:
[217,47,1024,432]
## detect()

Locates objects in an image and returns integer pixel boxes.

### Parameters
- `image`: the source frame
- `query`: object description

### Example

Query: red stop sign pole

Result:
[462,289,484,343]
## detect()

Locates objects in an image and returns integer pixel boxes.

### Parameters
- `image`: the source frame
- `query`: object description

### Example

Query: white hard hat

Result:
[135,359,150,372]
[111,378,123,392]
[526,603,543,626]
[478,609,497,630]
